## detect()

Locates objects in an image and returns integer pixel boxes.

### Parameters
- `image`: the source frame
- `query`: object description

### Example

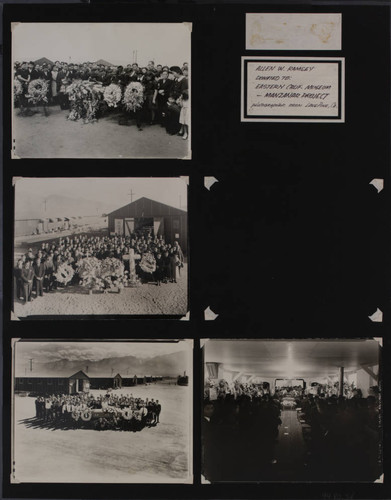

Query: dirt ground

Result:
[13,263,188,317]
[12,106,190,159]
[12,384,192,483]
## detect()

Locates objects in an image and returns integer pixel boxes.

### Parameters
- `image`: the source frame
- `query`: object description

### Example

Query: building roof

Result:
[94,59,113,66]
[69,370,90,380]
[108,197,187,219]
[34,57,54,66]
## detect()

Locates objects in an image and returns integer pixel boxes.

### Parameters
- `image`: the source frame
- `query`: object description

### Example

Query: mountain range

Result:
[16,351,188,378]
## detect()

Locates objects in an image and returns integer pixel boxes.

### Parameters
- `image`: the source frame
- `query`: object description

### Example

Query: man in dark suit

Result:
[33,257,45,298]
[21,260,34,303]
[202,401,218,482]
[156,69,172,124]
[26,61,40,82]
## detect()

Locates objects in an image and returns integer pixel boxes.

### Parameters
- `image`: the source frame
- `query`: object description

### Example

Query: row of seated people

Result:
[202,393,282,482]
[296,392,381,481]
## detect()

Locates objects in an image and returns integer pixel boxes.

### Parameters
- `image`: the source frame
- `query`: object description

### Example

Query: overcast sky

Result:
[14,177,188,218]
[12,23,191,67]
[14,340,191,374]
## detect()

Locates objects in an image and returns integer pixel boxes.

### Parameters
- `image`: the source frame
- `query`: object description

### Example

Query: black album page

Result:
[2,3,390,500]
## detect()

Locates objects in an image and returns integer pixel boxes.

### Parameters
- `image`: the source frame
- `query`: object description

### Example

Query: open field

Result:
[13,106,190,159]
[12,384,192,483]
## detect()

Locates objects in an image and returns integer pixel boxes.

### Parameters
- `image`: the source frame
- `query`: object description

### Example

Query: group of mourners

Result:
[14,231,185,303]
[202,381,281,482]
[34,392,162,431]
[202,378,381,482]
[14,59,189,136]
[296,387,381,481]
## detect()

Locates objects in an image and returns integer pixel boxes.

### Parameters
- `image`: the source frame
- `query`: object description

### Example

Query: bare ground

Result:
[13,264,187,318]
[12,384,192,483]
[12,106,190,159]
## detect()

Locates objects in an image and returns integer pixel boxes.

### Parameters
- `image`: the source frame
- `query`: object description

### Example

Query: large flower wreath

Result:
[76,256,104,290]
[122,82,144,112]
[139,252,156,273]
[103,84,122,108]
[54,263,74,285]
[100,257,126,290]
[66,80,105,123]
[25,78,49,105]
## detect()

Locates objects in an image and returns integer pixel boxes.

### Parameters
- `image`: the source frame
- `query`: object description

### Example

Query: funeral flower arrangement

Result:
[77,256,129,291]
[139,252,156,273]
[103,84,122,108]
[65,79,105,123]
[122,82,144,112]
[100,257,126,290]
[13,79,24,102]
[25,78,49,105]
[77,257,105,290]
[54,263,75,285]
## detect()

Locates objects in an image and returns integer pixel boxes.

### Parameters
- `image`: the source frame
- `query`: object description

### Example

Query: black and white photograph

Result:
[12,23,191,159]
[202,339,382,483]
[13,177,188,318]
[11,339,193,483]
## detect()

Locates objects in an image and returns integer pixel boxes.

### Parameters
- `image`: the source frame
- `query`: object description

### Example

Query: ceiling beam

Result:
[360,365,378,382]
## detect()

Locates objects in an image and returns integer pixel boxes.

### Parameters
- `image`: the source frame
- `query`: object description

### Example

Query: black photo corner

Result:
[1,1,391,500]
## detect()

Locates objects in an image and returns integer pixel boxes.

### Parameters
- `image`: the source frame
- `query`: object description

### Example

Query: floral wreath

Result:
[103,84,122,108]
[123,82,144,112]
[54,263,74,285]
[14,79,24,102]
[25,78,49,105]
[139,252,156,273]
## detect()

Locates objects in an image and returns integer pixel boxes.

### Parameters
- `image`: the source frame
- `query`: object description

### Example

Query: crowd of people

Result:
[202,380,281,482]
[14,59,189,136]
[33,392,162,431]
[14,231,185,303]
[202,378,381,482]
[297,388,381,481]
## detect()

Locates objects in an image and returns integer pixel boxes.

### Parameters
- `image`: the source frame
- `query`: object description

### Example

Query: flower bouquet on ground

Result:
[54,263,74,286]
[139,252,156,274]
[76,257,104,292]
[103,84,122,108]
[65,79,105,123]
[25,78,49,105]
[122,82,144,113]
[124,270,142,288]
[100,257,126,292]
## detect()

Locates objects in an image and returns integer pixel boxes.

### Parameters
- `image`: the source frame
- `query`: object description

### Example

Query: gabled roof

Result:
[108,197,187,218]
[94,59,113,66]
[34,57,54,66]
[69,370,90,380]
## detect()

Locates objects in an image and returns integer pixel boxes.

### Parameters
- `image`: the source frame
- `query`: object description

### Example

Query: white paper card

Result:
[241,56,345,123]
[246,13,342,51]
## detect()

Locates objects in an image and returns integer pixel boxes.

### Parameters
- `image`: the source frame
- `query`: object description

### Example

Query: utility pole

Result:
[128,189,136,203]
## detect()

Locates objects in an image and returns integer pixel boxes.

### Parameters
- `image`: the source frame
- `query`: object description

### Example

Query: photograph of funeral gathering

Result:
[13,177,188,318]
[12,23,190,158]
[12,340,192,483]
[202,339,382,483]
